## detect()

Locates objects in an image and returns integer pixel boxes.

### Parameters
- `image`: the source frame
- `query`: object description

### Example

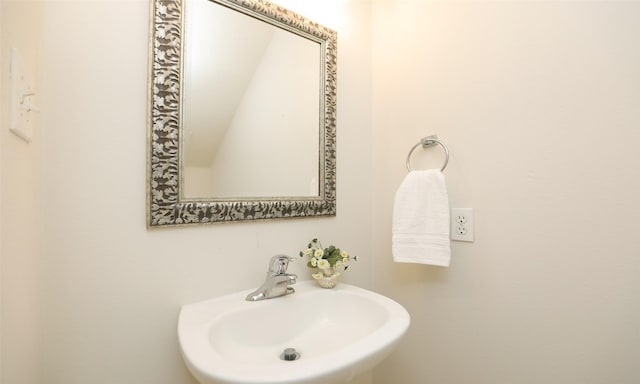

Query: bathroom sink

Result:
[178,280,410,384]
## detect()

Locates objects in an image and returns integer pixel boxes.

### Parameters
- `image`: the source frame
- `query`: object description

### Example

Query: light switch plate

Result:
[9,48,35,142]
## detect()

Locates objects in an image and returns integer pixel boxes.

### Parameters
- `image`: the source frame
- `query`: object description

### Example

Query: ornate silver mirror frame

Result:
[147,0,337,226]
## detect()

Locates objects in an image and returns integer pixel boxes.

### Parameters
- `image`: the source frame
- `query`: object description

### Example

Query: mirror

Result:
[148,0,337,226]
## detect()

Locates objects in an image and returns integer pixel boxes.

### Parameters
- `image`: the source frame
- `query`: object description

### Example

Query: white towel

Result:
[392,170,451,267]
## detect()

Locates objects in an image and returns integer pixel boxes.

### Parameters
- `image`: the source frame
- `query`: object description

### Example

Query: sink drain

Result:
[280,347,301,361]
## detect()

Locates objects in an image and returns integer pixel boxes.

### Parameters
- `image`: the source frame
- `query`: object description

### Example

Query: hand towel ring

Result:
[406,135,449,172]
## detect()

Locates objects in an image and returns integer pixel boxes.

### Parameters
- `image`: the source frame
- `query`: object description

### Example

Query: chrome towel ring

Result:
[406,135,449,172]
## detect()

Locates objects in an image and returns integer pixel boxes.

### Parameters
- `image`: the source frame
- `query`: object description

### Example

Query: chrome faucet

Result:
[246,255,297,301]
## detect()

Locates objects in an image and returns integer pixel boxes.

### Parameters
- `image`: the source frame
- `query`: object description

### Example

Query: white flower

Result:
[299,238,358,276]
[312,272,323,280]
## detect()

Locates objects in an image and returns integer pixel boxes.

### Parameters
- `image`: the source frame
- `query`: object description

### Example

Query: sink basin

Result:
[178,280,410,384]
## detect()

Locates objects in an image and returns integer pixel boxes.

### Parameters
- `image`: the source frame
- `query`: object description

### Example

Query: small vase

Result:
[316,266,339,289]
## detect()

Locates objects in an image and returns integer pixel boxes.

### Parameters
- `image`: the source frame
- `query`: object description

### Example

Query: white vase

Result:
[316,266,338,288]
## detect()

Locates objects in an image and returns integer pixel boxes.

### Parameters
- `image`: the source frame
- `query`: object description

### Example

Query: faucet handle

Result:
[269,254,294,274]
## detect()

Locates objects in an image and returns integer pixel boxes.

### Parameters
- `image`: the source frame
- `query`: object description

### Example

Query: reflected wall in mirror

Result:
[182,0,320,199]
[148,0,337,226]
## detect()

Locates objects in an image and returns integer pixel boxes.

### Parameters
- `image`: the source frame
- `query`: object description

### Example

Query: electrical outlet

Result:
[451,208,474,242]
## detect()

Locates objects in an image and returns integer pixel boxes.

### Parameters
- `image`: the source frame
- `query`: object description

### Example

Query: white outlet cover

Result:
[451,208,474,242]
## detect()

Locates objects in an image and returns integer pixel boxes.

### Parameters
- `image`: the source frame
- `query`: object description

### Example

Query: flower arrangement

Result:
[299,238,358,283]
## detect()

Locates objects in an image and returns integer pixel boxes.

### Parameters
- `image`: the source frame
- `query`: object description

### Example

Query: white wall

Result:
[210,30,319,197]
[0,1,44,383]
[183,166,213,198]
[40,1,371,383]
[1,5,3,378]
[372,1,640,383]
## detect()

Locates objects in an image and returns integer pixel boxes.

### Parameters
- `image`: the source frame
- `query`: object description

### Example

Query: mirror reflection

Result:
[182,0,321,199]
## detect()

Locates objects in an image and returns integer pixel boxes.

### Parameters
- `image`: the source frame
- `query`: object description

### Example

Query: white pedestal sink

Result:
[178,280,410,384]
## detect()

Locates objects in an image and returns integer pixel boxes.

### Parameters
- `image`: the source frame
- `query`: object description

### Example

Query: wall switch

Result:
[451,208,474,242]
[9,48,37,142]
